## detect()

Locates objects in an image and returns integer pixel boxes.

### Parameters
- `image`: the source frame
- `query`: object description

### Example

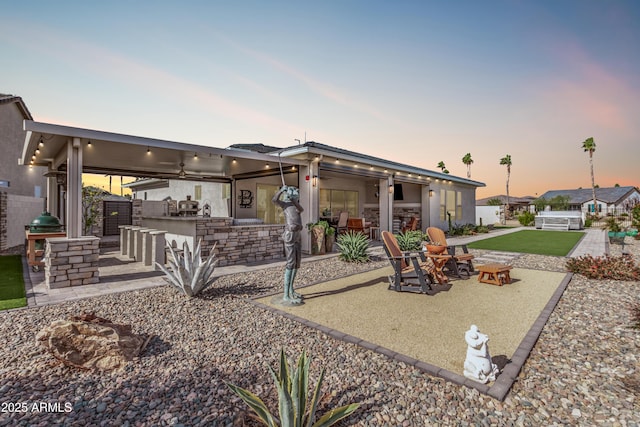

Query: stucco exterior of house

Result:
[0,94,47,250]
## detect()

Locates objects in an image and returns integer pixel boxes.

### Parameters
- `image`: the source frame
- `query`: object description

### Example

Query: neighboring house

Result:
[123,178,230,217]
[0,94,47,251]
[476,195,535,210]
[537,186,640,214]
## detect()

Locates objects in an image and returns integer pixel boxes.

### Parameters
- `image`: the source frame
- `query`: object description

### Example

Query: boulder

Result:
[36,313,147,370]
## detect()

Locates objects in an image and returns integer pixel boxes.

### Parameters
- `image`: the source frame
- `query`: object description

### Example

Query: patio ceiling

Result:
[22,121,302,182]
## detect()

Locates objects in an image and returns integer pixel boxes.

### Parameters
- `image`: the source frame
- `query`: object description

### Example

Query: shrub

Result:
[584,218,593,228]
[517,211,535,226]
[337,231,370,263]
[395,231,424,251]
[449,223,477,236]
[227,349,360,427]
[156,239,218,297]
[566,254,640,281]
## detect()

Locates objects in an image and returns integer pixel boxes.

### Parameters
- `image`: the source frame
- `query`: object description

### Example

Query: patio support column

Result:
[66,137,83,238]
[379,177,393,233]
[299,162,315,254]
[421,184,431,229]
[46,175,59,216]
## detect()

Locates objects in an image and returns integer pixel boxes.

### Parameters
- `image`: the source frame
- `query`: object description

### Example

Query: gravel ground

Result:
[0,240,639,426]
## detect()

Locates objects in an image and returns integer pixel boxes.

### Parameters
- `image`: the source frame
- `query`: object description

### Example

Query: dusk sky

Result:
[2,1,639,198]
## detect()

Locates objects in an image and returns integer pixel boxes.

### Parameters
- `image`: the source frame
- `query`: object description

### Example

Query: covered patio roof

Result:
[22,121,302,182]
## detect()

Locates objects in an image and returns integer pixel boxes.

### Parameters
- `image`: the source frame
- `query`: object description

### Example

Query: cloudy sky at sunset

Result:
[2,1,638,198]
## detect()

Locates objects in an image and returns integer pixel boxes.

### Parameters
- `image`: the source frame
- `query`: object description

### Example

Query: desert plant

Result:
[227,349,360,427]
[395,230,423,251]
[632,205,640,228]
[517,211,535,226]
[336,231,370,263]
[602,216,622,233]
[566,254,640,281]
[156,239,218,297]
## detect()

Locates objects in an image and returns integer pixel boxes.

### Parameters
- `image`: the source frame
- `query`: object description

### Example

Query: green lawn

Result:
[0,255,27,310]
[467,230,585,256]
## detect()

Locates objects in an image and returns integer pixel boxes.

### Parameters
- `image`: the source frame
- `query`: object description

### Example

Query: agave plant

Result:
[336,231,370,263]
[227,349,360,427]
[395,230,424,251]
[156,239,218,297]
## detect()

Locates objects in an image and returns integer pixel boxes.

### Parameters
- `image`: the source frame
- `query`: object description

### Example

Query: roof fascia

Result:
[23,120,304,166]
[279,144,485,187]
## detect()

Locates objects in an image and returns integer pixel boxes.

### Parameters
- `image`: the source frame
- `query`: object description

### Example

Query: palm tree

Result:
[499,154,512,214]
[581,137,597,215]
[437,161,449,174]
[462,153,473,178]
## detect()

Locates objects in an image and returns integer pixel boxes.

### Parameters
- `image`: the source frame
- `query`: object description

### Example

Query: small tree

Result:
[82,185,106,235]
[487,198,503,206]
[533,197,547,212]
[549,195,570,211]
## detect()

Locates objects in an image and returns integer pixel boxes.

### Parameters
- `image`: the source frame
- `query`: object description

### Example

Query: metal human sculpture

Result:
[272,185,304,305]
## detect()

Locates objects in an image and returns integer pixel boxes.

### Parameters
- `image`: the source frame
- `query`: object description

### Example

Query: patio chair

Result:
[402,216,419,233]
[336,211,349,234]
[426,227,475,278]
[347,217,370,236]
[381,230,436,293]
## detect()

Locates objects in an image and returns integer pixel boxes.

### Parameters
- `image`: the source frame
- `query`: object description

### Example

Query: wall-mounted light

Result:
[147,147,151,154]
[87,140,92,147]
[291,165,296,171]
[388,184,394,194]
[312,175,318,187]
[265,163,270,169]
[232,158,237,163]
[194,153,198,159]
[429,190,434,197]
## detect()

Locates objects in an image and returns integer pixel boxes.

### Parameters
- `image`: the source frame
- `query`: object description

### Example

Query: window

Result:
[257,184,283,224]
[194,185,202,200]
[440,190,462,223]
[319,189,359,217]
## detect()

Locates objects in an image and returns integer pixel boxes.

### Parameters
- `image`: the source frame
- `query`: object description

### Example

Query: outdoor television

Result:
[393,184,404,201]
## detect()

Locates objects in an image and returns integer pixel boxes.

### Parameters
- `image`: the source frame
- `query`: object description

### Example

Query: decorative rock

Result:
[36,313,147,370]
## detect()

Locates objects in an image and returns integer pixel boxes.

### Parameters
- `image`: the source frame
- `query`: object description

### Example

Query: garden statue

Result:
[463,324,499,383]
[272,185,304,305]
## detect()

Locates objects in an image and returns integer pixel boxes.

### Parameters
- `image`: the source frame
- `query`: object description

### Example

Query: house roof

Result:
[539,186,639,205]
[233,140,486,188]
[0,94,33,120]
[476,195,535,205]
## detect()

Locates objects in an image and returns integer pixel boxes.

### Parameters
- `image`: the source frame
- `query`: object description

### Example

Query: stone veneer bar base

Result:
[45,236,100,289]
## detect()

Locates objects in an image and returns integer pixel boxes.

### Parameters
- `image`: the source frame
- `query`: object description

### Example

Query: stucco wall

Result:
[1,192,46,250]
[0,102,47,196]
[134,180,230,217]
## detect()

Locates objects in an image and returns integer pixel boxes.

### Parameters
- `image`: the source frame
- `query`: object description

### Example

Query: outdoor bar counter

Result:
[140,216,285,267]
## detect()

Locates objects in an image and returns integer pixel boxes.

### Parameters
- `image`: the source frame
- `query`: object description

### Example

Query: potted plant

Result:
[325,224,336,252]
[424,239,447,255]
[603,217,625,238]
[307,220,329,255]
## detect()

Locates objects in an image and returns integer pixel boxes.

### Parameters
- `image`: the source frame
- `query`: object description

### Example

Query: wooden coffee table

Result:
[476,263,513,286]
